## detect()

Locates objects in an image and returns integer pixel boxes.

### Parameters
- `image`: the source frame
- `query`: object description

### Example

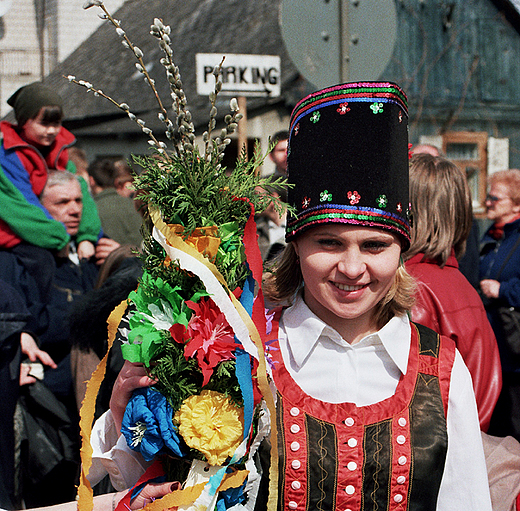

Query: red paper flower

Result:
[177,297,236,385]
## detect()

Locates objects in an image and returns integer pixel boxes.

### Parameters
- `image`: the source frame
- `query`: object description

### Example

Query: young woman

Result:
[262,82,491,510]
[404,153,501,432]
[91,82,492,510]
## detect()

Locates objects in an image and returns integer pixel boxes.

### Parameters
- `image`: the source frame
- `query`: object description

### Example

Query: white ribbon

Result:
[152,226,259,360]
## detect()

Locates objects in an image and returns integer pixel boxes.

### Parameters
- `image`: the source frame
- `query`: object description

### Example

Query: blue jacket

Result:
[480,217,520,371]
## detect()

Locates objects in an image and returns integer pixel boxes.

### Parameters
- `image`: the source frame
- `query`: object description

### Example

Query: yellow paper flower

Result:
[175,390,244,465]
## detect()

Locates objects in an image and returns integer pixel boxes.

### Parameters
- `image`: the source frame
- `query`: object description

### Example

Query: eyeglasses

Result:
[485,194,510,203]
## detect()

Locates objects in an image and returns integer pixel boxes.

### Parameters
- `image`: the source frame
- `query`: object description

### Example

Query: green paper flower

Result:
[123,271,208,365]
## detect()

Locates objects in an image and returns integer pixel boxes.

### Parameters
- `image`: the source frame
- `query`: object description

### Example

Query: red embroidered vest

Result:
[266,319,456,511]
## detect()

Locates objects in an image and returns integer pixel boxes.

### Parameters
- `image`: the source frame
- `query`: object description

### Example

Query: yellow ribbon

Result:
[142,469,248,511]
[77,299,128,511]
[166,224,220,261]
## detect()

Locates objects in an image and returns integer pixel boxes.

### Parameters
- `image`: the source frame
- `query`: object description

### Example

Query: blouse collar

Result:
[282,293,411,375]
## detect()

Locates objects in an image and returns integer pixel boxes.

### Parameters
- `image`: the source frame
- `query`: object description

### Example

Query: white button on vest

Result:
[398,455,407,465]
[290,407,300,417]
[396,435,406,445]
[291,424,300,434]
[291,481,301,490]
[396,475,406,484]
[344,417,355,427]
[288,500,298,509]
[291,459,301,469]
[347,461,357,471]
[290,441,300,452]
[394,494,404,503]
[347,438,357,448]
[398,417,407,427]
[345,485,355,495]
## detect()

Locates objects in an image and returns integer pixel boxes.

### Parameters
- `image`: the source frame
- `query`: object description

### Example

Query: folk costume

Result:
[270,82,491,510]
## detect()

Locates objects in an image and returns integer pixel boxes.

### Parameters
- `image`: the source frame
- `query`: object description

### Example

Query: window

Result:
[442,131,488,215]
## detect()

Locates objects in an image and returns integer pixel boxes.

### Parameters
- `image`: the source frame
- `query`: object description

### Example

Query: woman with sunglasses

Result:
[480,168,520,440]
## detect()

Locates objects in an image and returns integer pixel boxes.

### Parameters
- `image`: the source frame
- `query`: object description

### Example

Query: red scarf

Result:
[489,214,520,240]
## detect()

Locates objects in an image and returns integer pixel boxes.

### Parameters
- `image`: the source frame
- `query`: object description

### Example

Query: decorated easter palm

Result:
[72,2,287,510]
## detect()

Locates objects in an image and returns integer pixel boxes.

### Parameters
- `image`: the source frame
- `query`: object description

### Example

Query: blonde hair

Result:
[264,241,416,329]
[489,169,520,206]
[405,154,472,265]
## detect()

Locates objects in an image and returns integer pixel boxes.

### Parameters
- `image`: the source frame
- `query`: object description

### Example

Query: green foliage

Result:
[204,360,243,407]
[150,341,202,411]
[132,141,287,233]
[133,139,289,290]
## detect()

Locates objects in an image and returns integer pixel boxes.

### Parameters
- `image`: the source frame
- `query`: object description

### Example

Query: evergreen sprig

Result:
[150,341,202,412]
[132,139,287,233]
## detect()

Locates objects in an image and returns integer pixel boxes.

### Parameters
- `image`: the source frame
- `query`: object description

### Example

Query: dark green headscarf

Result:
[7,82,63,127]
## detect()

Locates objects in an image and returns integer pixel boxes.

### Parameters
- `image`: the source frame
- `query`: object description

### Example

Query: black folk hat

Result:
[285,81,411,249]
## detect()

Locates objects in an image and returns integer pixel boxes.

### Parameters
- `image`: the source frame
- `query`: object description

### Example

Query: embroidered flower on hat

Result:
[302,196,311,209]
[370,102,384,114]
[337,102,350,115]
[399,110,403,123]
[377,194,388,208]
[347,190,361,205]
[396,202,403,213]
[320,190,332,202]
[294,123,300,135]
[310,111,321,123]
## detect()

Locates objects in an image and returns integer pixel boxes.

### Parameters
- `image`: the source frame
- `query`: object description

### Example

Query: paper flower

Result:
[124,272,207,365]
[175,390,243,465]
[172,297,236,385]
[122,387,187,461]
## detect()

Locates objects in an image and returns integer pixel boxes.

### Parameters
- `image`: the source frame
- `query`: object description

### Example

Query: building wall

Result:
[0,0,124,117]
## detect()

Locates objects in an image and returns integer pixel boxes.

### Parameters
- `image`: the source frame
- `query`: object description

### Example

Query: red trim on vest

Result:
[265,313,456,511]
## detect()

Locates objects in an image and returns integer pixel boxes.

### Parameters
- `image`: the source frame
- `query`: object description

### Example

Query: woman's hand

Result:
[480,279,501,299]
[110,360,156,433]
[127,481,181,509]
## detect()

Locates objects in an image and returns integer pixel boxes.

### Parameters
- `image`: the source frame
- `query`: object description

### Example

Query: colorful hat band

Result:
[290,82,408,132]
[286,204,410,241]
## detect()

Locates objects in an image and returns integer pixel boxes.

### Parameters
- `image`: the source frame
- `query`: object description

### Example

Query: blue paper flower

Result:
[122,387,187,461]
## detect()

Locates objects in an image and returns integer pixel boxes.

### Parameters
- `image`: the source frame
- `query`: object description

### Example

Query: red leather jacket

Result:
[405,252,502,432]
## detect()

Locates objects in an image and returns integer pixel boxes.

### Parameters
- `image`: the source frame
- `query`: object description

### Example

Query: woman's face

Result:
[21,107,62,147]
[485,181,520,224]
[293,224,402,343]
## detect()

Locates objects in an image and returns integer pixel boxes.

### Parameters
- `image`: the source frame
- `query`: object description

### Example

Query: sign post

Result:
[196,53,281,157]
[280,0,397,89]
